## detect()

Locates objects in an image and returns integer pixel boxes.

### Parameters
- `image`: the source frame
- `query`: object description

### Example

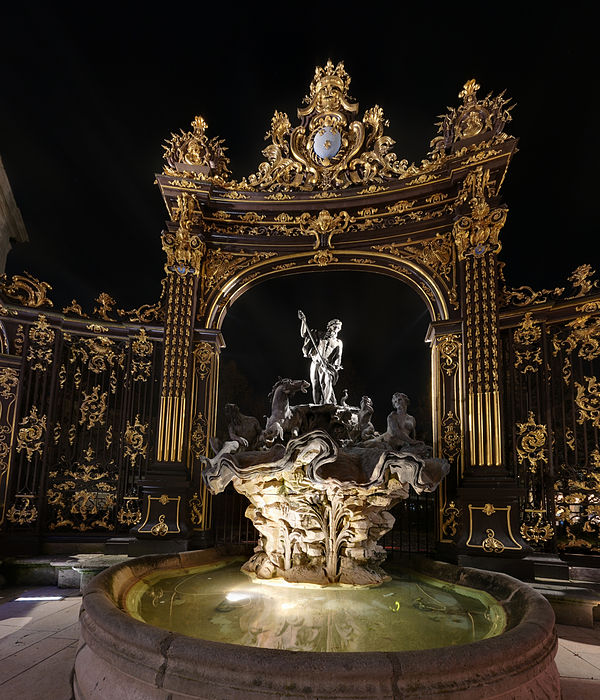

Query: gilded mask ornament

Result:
[162,194,204,274]
[453,167,507,259]
[239,60,425,191]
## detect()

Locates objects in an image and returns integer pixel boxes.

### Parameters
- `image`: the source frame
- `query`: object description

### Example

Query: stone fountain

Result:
[202,311,450,585]
[73,312,560,699]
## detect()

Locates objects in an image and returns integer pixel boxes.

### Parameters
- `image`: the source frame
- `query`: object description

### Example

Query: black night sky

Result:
[1,5,597,434]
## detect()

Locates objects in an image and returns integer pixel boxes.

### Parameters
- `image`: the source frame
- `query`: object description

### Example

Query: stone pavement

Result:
[0,585,599,699]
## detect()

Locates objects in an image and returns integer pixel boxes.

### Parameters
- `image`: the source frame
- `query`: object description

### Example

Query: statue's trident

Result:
[298,310,339,383]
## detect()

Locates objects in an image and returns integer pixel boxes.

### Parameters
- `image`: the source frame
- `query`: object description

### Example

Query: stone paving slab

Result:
[0,640,78,700]
[0,628,57,659]
[561,677,600,699]
[0,635,75,684]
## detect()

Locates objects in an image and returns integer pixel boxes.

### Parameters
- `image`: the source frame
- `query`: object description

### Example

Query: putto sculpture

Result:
[203,313,449,586]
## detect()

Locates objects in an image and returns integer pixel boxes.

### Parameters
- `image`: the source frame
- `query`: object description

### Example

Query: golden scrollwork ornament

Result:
[0,271,53,308]
[516,412,548,472]
[441,501,460,538]
[16,406,47,462]
[131,328,153,382]
[6,495,38,525]
[575,376,600,428]
[79,386,108,429]
[441,411,461,462]
[124,415,148,467]
[482,528,505,554]
[520,512,554,544]
[193,342,214,380]
[27,315,55,371]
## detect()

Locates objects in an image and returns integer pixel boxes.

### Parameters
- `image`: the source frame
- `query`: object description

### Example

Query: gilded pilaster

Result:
[187,330,224,540]
[428,322,464,544]
[454,167,505,467]
[156,193,204,463]
[132,193,204,545]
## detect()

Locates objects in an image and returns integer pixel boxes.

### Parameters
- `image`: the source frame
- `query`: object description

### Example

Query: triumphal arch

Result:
[1,61,598,577]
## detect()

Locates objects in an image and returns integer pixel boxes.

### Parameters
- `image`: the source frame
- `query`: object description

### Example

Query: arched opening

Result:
[212,269,438,557]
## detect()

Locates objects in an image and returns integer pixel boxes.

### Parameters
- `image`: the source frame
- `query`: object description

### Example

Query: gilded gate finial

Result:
[162,115,230,184]
[430,78,513,154]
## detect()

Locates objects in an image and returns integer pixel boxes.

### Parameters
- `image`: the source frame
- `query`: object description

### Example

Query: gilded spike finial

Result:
[162,115,230,184]
[430,79,513,155]
[459,79,480,102]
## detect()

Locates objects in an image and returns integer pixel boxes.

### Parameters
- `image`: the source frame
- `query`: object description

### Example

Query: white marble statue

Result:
[298,310,343,405]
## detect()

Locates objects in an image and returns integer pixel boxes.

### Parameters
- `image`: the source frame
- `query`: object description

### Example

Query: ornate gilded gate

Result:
[1,62,598,567]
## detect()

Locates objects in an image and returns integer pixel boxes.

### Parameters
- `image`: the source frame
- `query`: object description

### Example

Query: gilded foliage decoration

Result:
[0,366,19,400]
[47,447,117,532]
[309,250,338,267]
[430,78,513,154]
[117,497,142,526]
[231,61,439,192]
[124,415,148,467]
[453,167,507,260]
[62,299,88,317]
[189,492,203,526]
[6,495,38,525]
[516,412,548,473]
[79,386,108,429]
[92,293,117,321]
[437,335,460,376]
[555,450,600,552]
[441,411,461,463]
[298,209,350,249]
[163,193,205,274]
[193,342,214,380]
[513,313,542,374]
[0,368,19,491]
[0,271,53,308]
[131,328,153,382]
[13,325,24,356]
[568,264,599,298]
[16,406,46,462]
[482,528,505,554]
[557,313,600,361]
[163,115,230,184]
[27,315,55,371]
[520,511,554,544]
[373,232,457,307]
[574,376,600,428]
[198,249,276,318]
[441,501,460,538]
[501,284,564,308]
[190,413,207,458]
[69,334,125,374]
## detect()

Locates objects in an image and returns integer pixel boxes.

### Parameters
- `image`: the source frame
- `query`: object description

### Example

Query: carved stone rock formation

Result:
[203,426,449,586]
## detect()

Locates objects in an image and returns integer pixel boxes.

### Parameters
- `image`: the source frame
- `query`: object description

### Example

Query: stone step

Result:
[2,554,130,592]
[531,582,600,628]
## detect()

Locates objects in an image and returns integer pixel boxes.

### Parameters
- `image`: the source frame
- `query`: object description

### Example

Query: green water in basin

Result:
[125,560,506,653]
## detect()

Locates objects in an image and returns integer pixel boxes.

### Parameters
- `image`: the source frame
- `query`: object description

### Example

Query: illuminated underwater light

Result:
[225,592,250,603]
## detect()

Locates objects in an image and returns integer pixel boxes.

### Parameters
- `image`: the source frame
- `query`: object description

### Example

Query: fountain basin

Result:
[73,549,560,699]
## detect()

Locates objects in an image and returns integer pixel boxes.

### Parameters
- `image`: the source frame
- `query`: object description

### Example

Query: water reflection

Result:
[131,562,504,653]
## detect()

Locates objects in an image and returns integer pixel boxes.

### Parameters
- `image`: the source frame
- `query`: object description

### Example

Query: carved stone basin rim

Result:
[73,548,560,699]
